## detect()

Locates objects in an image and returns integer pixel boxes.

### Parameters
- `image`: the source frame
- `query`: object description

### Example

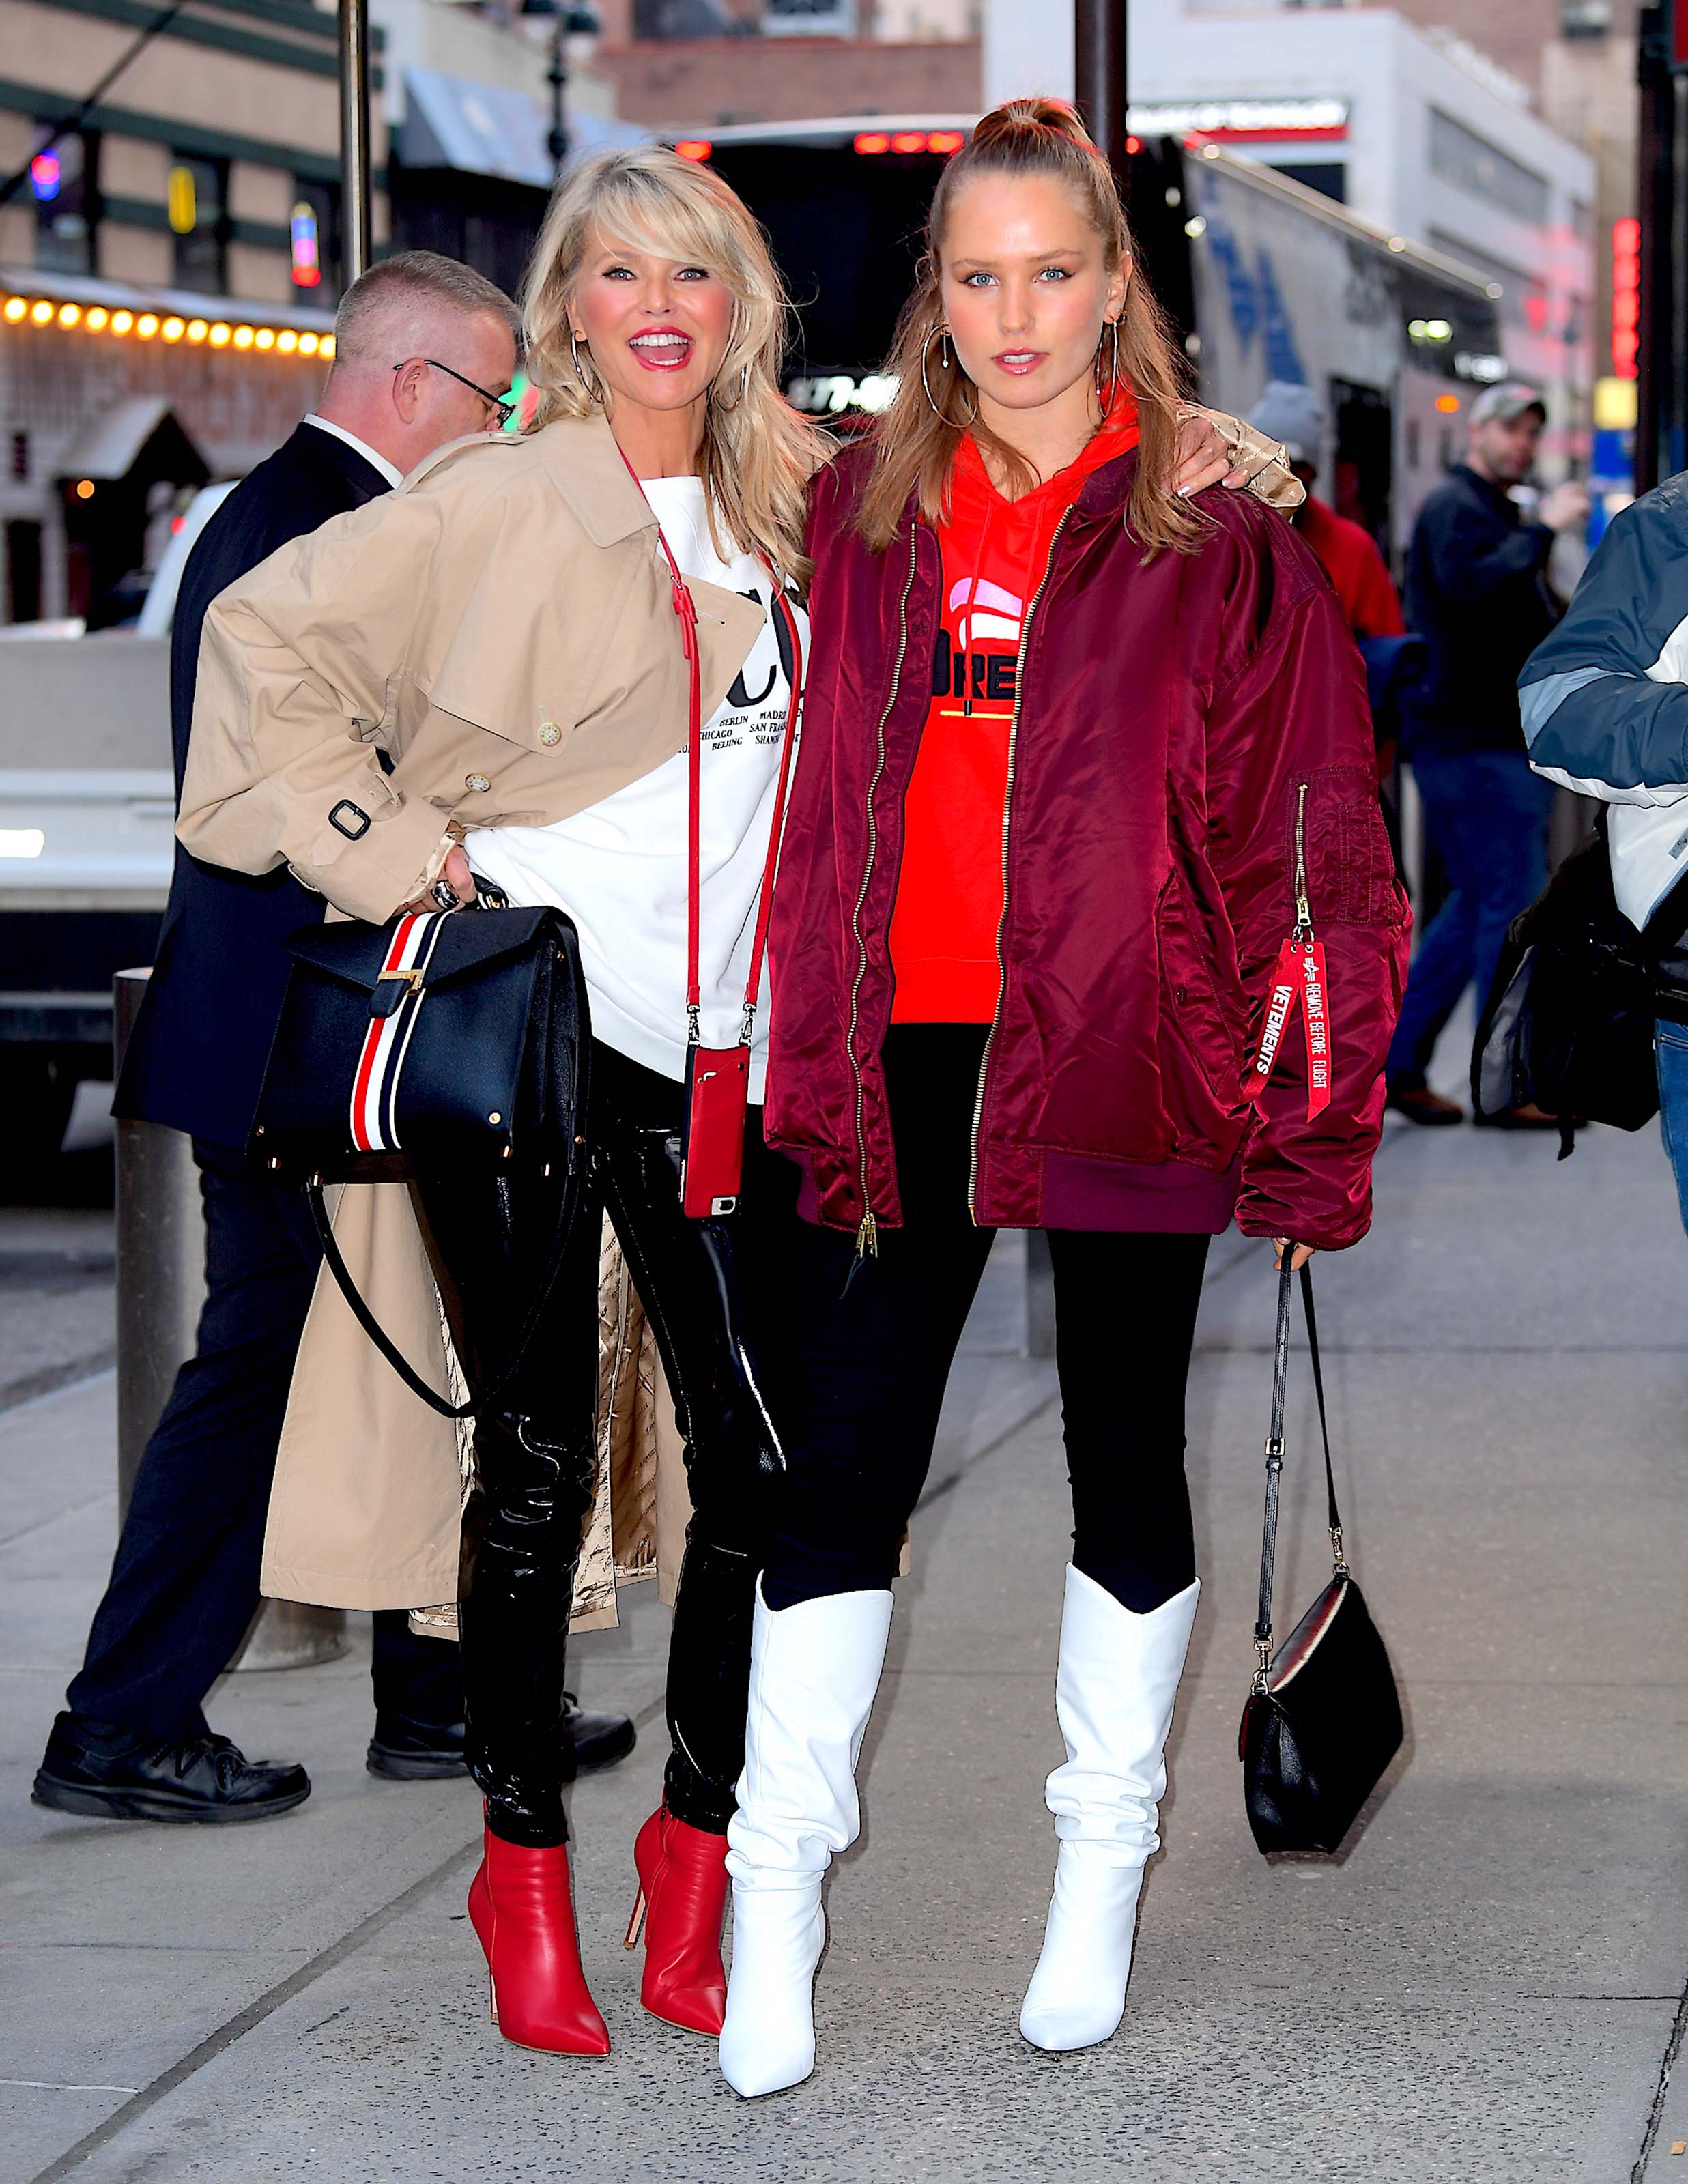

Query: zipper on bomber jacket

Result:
[967,506,1074,1222]
[847,516,919,1257]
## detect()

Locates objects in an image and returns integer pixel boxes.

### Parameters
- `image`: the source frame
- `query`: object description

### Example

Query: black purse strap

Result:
[1253,1259,1349,1690]
[305,1165,580,1422]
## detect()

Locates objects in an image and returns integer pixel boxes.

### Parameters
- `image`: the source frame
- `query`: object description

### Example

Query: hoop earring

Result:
[711,362,752,412]
[1095,317,1122,408]
[919,327,978,425]
[569,328,603,405]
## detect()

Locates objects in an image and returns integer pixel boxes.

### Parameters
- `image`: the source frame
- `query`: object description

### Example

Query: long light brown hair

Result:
[855,98,1204,557]
[523,146,829,583]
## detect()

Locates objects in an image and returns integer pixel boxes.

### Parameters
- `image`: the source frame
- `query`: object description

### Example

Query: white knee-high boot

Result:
[718,1581,894,2099]
[1018,1564,1200,2054]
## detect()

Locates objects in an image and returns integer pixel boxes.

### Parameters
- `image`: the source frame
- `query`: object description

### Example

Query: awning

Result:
[402,66,648,190]
[56,397,205,483]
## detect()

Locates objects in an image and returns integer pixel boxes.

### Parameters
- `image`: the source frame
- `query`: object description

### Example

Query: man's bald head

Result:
[317,251,522,477]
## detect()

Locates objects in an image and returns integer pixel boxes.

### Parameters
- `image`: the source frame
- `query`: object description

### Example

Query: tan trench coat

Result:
[181,412,765,1632]
[180,407,1300,1635]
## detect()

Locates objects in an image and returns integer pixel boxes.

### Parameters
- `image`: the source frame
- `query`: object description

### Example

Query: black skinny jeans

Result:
[416,1041,797,1850]
[762,1025,1210,1616]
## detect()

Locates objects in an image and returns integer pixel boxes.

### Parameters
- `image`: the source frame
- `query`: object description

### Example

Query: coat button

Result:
[539,722,562,747]
[465,773,491,793]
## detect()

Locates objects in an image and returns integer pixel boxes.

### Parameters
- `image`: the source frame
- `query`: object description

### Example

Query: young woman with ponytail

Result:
[718,100,1410,2096]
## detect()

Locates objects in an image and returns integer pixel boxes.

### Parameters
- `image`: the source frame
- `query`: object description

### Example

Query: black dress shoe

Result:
[367,1693,637,1782]
[366,1713,468,1781]
[32,1712,310,1824]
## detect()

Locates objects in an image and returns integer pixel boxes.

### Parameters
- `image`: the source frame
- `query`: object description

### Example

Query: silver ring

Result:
[430,878,462,913]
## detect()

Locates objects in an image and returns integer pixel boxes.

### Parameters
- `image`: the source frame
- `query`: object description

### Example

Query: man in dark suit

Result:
[35,252,633,1824]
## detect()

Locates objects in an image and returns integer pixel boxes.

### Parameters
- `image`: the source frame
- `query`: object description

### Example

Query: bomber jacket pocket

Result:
[1156,868,1246,1115]
[1291,765,1407,928]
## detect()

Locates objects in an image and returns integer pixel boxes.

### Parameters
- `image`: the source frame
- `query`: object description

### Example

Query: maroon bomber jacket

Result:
[764,440,1411,1254]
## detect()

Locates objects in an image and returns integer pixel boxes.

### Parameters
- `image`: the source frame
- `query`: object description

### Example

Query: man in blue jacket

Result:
[1385,383,1589,1124]
[1519,470,1688,1230]
[34,253,633,1825]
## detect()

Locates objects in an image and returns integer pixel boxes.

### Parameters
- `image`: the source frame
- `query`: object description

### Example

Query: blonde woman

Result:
[181,146,1290,2063]
[180,149,824,2057]
[721,101,1407,2095]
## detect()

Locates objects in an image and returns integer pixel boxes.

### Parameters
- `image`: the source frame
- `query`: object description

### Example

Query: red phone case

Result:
[682,1044,750,1217]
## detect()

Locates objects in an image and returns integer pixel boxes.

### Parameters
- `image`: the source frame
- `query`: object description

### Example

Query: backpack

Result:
[1471,824,1674,1158]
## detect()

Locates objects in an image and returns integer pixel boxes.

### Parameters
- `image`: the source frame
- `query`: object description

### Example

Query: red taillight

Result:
[1126,134,1141,154]
[890,130,927,153]
[928,130,964,154]
[854,132,890,154]
[674,139,712,162]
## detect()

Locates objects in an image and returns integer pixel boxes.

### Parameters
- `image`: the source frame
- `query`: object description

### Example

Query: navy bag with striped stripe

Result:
[248,904,590,1416]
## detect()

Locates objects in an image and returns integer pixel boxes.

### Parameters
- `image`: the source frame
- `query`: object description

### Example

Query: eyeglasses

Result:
[397,358,515,429]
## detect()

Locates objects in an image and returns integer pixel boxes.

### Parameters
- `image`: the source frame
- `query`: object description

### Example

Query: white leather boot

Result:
[717,1581,893,2099]
[1018,1564,1200,2054]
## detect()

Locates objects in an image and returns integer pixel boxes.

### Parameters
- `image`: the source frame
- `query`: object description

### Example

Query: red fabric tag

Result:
[1242,937,1333,1121]
[1300,938,1332,1117]
[1242,940,1302,1103]
[1292,943,1328,1109]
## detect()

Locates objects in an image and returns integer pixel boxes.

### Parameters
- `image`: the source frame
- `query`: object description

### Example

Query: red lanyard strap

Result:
[616,446,803,1046]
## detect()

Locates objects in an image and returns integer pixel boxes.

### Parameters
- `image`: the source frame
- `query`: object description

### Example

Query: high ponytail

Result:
[855,97,1205,558]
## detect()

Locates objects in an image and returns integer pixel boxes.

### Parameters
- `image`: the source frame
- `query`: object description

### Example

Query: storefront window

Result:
[169,155,228,294]
[33,132,98,274]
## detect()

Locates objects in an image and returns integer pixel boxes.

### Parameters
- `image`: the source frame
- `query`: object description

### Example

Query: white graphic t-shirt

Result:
[466,476,805,1102]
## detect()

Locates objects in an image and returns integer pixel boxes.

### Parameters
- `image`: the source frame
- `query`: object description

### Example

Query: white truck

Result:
[0,631,173,1162]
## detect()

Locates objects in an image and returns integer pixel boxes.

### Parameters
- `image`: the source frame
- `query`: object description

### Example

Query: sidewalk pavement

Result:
[2,1106,1685,2183]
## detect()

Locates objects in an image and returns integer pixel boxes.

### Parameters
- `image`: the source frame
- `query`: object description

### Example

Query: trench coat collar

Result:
[530,410,676,548]
[526,413,768,694]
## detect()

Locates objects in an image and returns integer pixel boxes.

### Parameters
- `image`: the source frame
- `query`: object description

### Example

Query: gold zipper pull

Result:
[855,1208,879,1258]
[1293,780,1313,938]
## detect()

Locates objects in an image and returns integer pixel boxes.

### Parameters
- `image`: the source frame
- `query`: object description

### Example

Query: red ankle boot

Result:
[624,1805,730,2034]
[468,1820,610,2055]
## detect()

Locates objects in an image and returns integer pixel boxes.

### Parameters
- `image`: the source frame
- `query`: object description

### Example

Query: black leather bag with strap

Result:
[249,901,591,1420]
[1238,1263,1403,1856]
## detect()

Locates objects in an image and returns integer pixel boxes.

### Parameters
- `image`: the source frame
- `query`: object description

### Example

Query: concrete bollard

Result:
[1025,1228,1055,1359]
[113,969,348,1671]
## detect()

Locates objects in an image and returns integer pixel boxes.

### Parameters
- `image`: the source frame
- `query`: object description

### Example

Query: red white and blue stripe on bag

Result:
[349,911,448,1153]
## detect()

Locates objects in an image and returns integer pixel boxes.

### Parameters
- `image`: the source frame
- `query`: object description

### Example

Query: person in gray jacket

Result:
[1519,470,1688,1229]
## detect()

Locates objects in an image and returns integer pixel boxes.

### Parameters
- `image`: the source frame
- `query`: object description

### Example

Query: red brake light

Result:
[674,139,712,162]
[890,131,927,153]
[928,130,964,154]
[1126,134,1141,154]
[854,132,890,155]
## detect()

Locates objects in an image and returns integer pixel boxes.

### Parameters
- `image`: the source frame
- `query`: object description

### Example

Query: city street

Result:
[2,1083,1685,2184]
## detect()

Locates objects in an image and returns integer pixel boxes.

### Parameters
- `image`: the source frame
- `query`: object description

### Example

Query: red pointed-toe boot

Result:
[468,1820,610,2056]
[624,1805,730,2034]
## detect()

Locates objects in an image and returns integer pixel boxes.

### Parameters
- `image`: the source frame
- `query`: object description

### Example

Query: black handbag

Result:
[1471,828,1665,1159]
[1239,1262,1403,1856]
[250,903,591,1418]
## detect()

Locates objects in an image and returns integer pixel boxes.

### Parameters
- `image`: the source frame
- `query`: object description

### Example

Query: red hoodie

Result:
[889,397,1139,1022]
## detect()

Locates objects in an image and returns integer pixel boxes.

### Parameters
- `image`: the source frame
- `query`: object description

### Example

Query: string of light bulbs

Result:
[1,292,334,358]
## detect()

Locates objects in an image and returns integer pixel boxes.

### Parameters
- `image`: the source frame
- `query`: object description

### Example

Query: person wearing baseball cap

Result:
[1385,379,1589,1125]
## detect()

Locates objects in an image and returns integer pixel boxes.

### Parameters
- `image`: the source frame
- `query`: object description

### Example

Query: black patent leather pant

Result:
[414,1041,797,1850]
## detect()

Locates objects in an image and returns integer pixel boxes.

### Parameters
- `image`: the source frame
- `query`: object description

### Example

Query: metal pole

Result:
[339,0,372,288]
[1074,0,1128,186]
[548,22,569,184]
[113,970,349,1673]
[1636,2,1674,494]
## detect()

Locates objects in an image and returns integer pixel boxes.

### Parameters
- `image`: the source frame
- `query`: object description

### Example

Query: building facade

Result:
[0,0,386,623]
[588,0,979,128]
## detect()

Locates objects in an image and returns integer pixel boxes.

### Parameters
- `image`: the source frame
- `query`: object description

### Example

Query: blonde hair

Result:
[856,98,1205,558]
[522,145,828,583]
